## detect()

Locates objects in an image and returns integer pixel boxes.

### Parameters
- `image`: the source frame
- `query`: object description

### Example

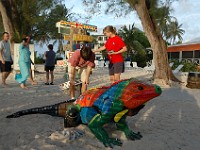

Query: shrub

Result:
[170,60,198,72]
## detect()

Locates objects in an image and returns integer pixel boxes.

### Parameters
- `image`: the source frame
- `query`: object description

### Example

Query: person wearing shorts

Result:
[0,32,13,87]
[93,25,127,83]
[108,62,125,76]
[44,44,56,85]
[68,46,95,100]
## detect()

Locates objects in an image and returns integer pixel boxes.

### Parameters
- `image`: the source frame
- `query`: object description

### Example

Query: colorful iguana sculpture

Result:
[6,78,162,148]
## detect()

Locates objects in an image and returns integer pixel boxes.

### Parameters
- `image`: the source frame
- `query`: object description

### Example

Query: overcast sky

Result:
[65,0,200,42]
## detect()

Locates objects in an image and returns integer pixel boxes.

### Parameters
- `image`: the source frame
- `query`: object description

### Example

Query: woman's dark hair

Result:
[3,32,9,36]
[22,38,28,43]
[48,44,53,50]
[80,46,92,61]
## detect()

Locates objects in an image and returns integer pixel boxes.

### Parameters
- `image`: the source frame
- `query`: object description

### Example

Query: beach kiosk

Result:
[56,20,97,60]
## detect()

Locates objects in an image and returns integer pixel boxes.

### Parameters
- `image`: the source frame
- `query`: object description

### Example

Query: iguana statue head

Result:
[121,80,162,109]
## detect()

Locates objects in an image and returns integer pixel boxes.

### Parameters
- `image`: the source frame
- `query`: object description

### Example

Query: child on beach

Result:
[93,25,127,83]
[68,46,95,100]
[44,44,56,85]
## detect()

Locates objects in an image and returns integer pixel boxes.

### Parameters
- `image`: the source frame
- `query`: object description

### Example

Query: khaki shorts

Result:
[68,63,87,82]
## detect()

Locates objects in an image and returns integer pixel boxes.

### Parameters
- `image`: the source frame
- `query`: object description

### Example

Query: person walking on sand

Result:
[26,35,37,85]
[15,38,31,89]
[0,32,13,87]
[44,44,56,85]
[93,25,127,83]
[68,46,95,100]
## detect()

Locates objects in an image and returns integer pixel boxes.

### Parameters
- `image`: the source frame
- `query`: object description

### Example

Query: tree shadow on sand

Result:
[123,86,200,150]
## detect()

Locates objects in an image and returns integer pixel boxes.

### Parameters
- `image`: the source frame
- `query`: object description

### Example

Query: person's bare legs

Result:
[29,69,37,85]
[1,72,6,85]
[50,71,54,83]
[81,82,87,94]
[69,83,75,99]
[46,71,49,83]
[114,73,121,82]
[20,83,28,89]
[2,72,11,87]
[5,71,11,79]
[110,75,115,83]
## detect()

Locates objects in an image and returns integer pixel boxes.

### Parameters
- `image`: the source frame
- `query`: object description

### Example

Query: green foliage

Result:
[171,60,198,72]
[35,54,44,64]
[148,0,185,44]
[118,24,150,67]
[131,41,148,67]
[1,0,74,46]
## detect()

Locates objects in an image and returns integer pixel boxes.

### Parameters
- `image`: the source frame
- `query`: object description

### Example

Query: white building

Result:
[93,35,108,60]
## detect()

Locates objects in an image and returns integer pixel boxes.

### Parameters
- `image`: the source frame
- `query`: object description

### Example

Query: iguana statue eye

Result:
[138,86,144,91]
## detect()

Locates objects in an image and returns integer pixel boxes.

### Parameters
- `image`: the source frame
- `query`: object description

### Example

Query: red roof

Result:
[167,43,200,52]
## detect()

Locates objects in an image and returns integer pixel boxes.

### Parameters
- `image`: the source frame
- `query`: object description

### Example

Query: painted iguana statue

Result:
[6,78,162,148]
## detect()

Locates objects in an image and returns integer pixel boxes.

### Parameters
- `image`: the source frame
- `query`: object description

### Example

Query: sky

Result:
[35,0,200,54]
[64,0,200,42]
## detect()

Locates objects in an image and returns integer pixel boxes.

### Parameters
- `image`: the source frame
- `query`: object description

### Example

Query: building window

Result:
[194,50,200,58]
[98,36,103,41]
[182,51,193,58]
[169,52,179,59]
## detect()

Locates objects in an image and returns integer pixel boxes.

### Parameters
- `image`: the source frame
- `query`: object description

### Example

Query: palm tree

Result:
[82,0,183,85]
[118,24,150,67]
[150,0,185,45]
[167,20,185,45]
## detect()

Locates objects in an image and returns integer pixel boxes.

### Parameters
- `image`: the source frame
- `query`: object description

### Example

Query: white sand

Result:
[0,65,199,150]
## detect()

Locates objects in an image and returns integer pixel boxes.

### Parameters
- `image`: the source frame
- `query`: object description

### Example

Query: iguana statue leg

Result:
[88,100,124,148]
[88,114,122,148]
[116,116,142,140]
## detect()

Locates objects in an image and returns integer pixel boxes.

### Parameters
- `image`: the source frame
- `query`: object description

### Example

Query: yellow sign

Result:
[64,35,70,40]
[73,34,93,42]
[56,21,97,32]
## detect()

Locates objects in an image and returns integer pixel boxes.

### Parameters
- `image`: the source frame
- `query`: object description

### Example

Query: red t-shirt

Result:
[105,35,126,63]
[68,50,95,68]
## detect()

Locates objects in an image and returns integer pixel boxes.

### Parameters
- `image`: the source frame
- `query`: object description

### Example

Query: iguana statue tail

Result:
[6,101,64,118]
[6,101,74,118]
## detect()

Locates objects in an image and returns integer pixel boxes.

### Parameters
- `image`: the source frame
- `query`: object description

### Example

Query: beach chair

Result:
[169,62,174,67]
[144,61,155,73]
[104,61,109,67]
[125,61,131,69]
[132,62,141,70]
[144,65,155,73]
[172,64,184,74]
[98,60,105,68]
[94,60,99,68]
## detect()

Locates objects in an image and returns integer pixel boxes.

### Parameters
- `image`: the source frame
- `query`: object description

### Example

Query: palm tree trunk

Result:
[128,0,170,85]
[0,0,14,54]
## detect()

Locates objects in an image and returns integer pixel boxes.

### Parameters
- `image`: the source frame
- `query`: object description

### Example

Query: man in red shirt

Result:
[93,25,127,83]
[68,46,95,99]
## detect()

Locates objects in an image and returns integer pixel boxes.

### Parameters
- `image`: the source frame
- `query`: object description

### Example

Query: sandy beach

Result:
[0,65,199,150]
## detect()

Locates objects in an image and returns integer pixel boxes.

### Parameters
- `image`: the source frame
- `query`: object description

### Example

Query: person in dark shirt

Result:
[44,44,56,85]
